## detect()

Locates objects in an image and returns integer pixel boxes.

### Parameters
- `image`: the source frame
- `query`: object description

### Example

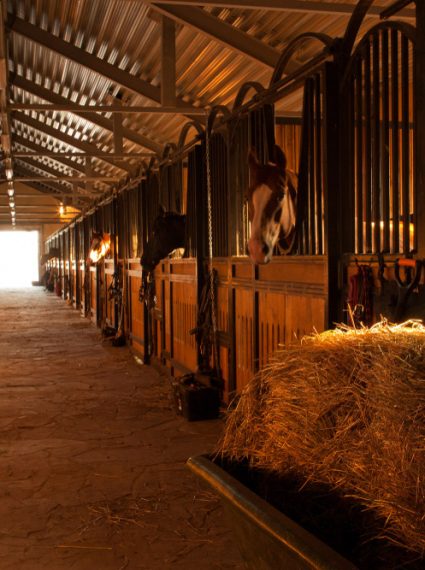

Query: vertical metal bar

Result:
[364,40,372,253]
[314,73,322,255]
[355,57,364,254]
[344,70,355,256]
[372,32,381,253]
[303,81,312,255]
[298,79,313,255]
[415,1,425,256]
[391,29,400,253]
[381,29,390,252]
[401,34,410,253]
[323,62,341,326]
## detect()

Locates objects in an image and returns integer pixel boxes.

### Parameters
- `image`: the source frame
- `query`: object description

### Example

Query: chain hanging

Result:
[205,113,220,378]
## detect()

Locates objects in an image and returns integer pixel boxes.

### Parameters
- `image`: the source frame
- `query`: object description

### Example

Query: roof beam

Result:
[12,163,83,202]
[12,134,101,176]
[12,112,131,174]
[13,161,94,201]
[7,15,198,111]
[161,16,177,106]
[11,150,153,158]
[6,176,120,182]
[16,156,79,188]
[150,3,282,69]
[10,75,163,154]
[8,102,205,115]
[148,1,415,19]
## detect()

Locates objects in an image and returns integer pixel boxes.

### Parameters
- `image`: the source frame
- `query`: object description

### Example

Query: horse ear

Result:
[273,145,287,172]
[248,148,259,171]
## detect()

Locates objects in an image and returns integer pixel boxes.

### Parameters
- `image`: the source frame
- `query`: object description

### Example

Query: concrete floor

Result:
[0,289,244,570]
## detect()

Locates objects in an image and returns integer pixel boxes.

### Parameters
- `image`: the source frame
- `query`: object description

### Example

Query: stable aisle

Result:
[0,289,243,570]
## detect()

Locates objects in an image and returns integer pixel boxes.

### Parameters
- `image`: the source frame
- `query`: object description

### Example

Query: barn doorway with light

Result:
[0,231,39,288]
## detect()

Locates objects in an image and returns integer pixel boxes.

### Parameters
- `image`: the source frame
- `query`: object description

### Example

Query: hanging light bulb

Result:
[7,187,14,197]
[59,202,65,216]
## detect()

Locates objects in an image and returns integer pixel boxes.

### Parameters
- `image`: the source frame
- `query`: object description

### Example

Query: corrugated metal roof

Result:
[2,0,416,226]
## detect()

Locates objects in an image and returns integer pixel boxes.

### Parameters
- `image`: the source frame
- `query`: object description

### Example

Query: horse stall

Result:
[43,2,425,406]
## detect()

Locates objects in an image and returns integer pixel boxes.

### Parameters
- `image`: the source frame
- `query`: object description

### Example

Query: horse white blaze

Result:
[248,184,283,264]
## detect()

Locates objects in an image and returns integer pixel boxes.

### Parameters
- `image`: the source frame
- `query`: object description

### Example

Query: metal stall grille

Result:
[297,73,325,256]
[210,133,229,258]
[159,162,183,215]
[184,144,206,259]
[229,105,276,257]
[343,24,416,255]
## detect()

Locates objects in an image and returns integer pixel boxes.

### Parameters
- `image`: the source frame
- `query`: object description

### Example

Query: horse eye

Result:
[274,208,282,223]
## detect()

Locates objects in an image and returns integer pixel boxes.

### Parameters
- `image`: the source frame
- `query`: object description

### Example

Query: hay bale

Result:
[218,320,425,557]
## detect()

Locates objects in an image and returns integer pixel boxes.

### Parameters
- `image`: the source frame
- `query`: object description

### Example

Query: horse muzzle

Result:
[247,238,271,265]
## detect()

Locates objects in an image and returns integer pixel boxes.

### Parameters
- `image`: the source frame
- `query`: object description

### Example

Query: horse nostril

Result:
[262,243,269,256]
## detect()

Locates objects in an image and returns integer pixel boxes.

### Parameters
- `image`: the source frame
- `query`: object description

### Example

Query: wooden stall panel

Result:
[258,291,286,369]
[172,280,197,373]
[217,283,229,335]
[284,295,326,342]
[164,278,171,360]
[90,268,96,323]
[130,275,144,356]
[151,269,164,362]
[105,272,114,328]
[235,288,254,393]
[72,261,77,307]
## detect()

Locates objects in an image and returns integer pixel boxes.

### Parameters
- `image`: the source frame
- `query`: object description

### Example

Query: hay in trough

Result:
[218,320,425,559]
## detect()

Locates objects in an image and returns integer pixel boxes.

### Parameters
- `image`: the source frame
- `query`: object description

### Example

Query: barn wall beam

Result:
[12,113,131,174]
[148,0,415,19]
[11,75,163,154]
[7,16,197,111]
[150,3,282,69]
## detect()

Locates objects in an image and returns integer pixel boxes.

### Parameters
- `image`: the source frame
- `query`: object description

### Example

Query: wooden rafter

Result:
[148,0,415,19]
[11,75,164,154]
[12,112,131,174]
[150,3,285,69]
[7,15,197,112]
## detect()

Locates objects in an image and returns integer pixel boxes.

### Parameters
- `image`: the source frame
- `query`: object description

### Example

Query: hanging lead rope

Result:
[205,113,220,378]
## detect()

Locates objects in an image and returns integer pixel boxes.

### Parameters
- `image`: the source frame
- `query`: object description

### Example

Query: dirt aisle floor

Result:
[0,289,245,570]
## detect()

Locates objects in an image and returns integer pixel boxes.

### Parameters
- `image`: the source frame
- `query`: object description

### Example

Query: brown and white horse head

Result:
[247,145,297,264]
[88,232,111,264]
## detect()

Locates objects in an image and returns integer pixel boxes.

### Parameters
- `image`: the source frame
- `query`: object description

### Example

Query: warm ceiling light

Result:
[5,168,13,180]
[59,203,65,216]
[7,188,14,197]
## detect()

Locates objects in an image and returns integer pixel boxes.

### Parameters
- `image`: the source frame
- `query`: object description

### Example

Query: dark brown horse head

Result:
[140,206,186,272]
[247,145,297,264]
